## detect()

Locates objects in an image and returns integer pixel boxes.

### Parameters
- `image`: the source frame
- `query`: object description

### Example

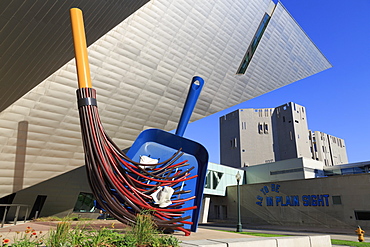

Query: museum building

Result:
[0,0,333,226]
[206,161,370,229]
[202,103,370,229]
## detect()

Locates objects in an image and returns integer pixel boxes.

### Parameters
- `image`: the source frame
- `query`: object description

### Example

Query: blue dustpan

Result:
[126,76,208,232]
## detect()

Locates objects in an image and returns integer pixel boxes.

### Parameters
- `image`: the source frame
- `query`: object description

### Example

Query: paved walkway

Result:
[0,220,365,246]
[173,228,257,241]
[1,221,256,241]
[200,222,361,242]
[199,223,362,247]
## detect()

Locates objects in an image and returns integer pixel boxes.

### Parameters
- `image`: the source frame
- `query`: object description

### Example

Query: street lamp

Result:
[235,171,242,232]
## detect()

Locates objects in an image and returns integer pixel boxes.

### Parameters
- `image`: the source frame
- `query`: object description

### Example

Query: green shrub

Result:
[128,211,158,246]
[44,221,71,246]
[126,210,181,247]
[158,235,180,247]
[3,211,181,247]
[120,234,137,247]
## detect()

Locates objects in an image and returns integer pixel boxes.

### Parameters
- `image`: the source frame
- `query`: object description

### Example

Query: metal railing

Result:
[0,204,29,228]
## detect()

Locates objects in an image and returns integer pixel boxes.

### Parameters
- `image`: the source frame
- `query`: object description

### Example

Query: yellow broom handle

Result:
[70,8,92,88]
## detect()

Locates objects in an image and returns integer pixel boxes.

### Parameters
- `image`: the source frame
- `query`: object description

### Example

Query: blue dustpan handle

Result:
[175,76,204,137]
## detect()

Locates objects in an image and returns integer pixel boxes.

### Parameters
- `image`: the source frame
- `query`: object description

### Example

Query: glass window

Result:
[221,205,227,219]
[205,171,211,189]
[212,171,223,189]
[214,205,221,219]
[230,137,238,148]
[355,211,370,220]
[73,192,96,212]
[332,196,342,205]
[237,14,271,74]
[205,171,224,189]
[258,123,263,134]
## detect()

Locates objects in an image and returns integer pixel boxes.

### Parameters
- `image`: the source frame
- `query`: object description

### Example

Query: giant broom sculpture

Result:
[70,8,208,236]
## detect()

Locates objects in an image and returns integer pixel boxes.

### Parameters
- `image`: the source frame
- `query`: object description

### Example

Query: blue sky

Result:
[184,0,370,164]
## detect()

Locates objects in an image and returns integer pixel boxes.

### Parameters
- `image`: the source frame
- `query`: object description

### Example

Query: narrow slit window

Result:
[230,138,237,148]
[237,13,271,74]
[258,123,263,134]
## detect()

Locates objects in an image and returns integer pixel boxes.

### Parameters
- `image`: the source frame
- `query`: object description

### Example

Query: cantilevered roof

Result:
[0,0,149,112]
[0,0,331,197]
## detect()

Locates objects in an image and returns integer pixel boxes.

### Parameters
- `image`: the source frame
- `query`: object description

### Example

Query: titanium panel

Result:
[0,0,150,112]
[243,2,332,99]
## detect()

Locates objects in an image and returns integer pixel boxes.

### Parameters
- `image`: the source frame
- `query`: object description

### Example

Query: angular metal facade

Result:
[0,0,331,208]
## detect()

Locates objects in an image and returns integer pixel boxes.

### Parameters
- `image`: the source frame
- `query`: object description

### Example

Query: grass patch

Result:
[239,232,289,237]
[32,214,94,222]
[221,230,288,237]
[32,216,62,222]
[331,239,370,246]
